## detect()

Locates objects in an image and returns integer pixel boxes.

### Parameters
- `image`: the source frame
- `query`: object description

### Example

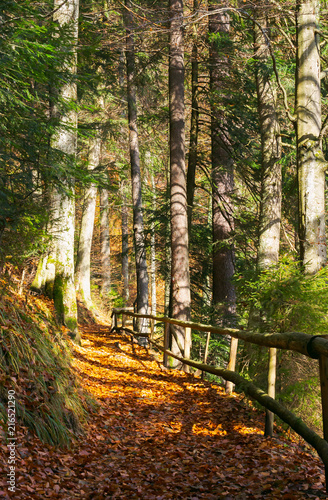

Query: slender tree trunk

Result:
[165,161,171,317]
[169,0,191,369]
[187,0,199,232]
[296,0,327,275]
[52,0,79,341]
[209,5,236,324]
[121,186,130,303]
[254,5,282,437]
[151,174,157,321]
[100,186,111,297]
[255,17,282,270]
[209,4,236,390]
[124,0,149,333]
[75,133,100,307]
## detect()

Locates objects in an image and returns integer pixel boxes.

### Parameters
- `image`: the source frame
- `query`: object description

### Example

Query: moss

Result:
[53,273,79,343]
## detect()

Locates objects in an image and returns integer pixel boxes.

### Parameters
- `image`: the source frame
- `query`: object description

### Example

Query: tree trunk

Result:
[186,0,199,232]
[52,0,79,342]
[151,174,157,321]
[124,0,149,333]
[169,0,191,369]
[31,187,60,297]
[100,186,111,298]
[121,187,130,303]
[255,12,282,270]
[296,0,327,275]
[53,191,78,338]
[209,4,236,390]
[254,4,282,436]
[75,133,100,307]
[209,5,236,324]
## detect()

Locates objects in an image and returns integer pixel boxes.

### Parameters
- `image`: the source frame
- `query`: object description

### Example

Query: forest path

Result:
[9,325,327,499]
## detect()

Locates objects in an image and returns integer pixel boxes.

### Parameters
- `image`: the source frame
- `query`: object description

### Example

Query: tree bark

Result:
[100,186,111,298]
[186,0,199,232]
[209,5,236,325]
[51,0,79,342]
[209,3,236,390]
[296,0,327,274]
[151,174,157,321]
[75,133,100,307]
[255,11,282,270]
[121,186,130,303]
[124,0,149,333]
[169,0,191,369]
[254,4,282,437]
[31,187,59,297]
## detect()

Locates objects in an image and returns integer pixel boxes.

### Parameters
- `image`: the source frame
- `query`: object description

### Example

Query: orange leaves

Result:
[1,325,326,499]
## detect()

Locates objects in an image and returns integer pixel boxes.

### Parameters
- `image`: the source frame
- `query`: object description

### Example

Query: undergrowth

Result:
[236,256,328,435]
[0,277,94,447]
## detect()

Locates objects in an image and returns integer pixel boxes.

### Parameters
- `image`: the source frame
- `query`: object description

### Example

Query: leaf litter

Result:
[0,324,327,499]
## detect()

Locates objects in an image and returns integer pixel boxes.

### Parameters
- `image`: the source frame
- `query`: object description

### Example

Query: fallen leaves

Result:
[0,323,327,499]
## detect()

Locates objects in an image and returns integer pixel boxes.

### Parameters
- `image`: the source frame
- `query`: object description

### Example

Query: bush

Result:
[236,256,328,434]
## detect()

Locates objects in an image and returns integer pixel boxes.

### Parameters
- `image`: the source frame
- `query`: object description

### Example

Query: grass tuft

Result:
[0,277,94,447]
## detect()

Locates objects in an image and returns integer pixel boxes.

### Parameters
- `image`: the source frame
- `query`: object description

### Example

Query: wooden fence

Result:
[110,307,328,493]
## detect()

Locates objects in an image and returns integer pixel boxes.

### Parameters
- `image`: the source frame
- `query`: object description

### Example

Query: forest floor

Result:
[1,322,328,499]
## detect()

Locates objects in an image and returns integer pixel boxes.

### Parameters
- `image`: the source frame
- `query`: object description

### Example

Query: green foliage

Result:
[237,256,328,334]
[0,1,81,263]
[0,278,92,446]
[107,288,126,308]
[277,371,322,433]
[235,257,328,433]
[191,331,230,369]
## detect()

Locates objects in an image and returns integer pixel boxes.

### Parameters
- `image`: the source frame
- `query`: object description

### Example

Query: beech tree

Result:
[121,184,130,303]
[31,0,80,340]
[169,0,191,367]
[51,0,80,340]
[254,3,282,437]
[296,0,327,274]
[75,132,100,308]
[208,3,237,391]
[124,0,149,333]
[100,185,111,298]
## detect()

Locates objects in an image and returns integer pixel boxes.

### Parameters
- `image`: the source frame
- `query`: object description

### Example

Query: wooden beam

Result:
[163,322,169,367]
[115,308,328,359]
[202,332,211,379]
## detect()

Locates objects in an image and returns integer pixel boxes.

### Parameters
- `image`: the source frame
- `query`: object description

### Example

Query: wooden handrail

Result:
[111,308,328,359]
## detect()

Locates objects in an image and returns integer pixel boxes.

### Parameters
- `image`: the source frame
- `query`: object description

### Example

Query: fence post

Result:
[319,352,328,486]
[265,347,277,437]
[184,327,191,373]
[163,322,169,367]
[150,319,154,342]
[122,312,126,329]
[202,332,211,379]
[111,311,117,332]
[226,337,239,394]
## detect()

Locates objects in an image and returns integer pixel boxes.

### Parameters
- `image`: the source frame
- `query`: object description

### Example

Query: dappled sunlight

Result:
[192,422,227,437]
[5,322,326,499]
[233,424,263,435]
[69,327,325,499]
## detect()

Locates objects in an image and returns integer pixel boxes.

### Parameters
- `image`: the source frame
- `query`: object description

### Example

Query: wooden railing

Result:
[110,307,328,493]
